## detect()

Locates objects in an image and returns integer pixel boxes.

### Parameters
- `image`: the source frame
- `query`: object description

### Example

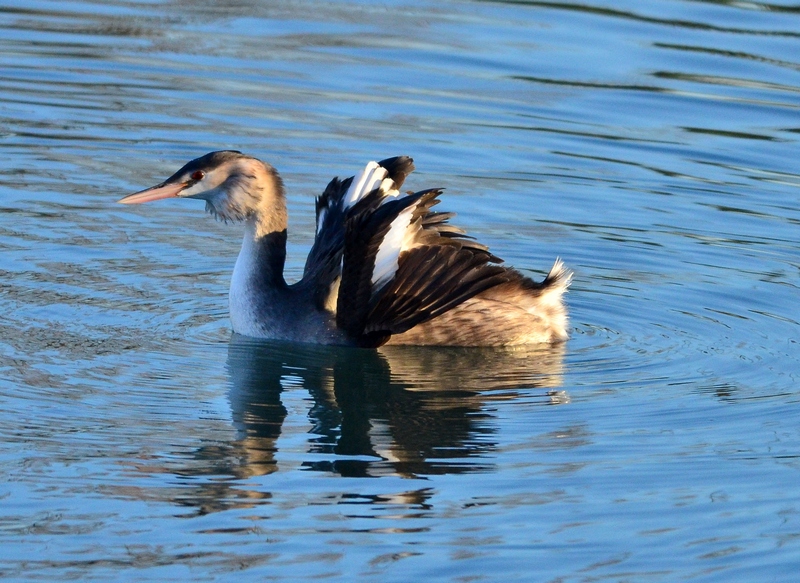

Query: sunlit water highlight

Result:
[1,1,799,581]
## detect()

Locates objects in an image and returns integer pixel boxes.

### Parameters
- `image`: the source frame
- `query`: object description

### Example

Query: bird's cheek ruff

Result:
[203,172,264,224]
[204,199,251,224]
[200,181,254,224]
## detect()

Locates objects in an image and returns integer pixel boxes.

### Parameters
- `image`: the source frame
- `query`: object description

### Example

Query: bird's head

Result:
[118,150,284,224]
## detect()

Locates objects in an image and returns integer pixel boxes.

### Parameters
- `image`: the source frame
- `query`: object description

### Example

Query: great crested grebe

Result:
[119,151,571,347]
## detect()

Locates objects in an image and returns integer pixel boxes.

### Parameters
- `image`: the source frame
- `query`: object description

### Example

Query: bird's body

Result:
[120,151,571,347]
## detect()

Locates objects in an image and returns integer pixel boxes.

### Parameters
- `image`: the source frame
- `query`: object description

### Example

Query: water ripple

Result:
[2,0,800,581]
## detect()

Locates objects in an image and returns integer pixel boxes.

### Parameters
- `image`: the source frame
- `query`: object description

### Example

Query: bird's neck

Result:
[227,158,298,336]
[235,160,289,287]
[229,216,290,336]
[235,216,288,290]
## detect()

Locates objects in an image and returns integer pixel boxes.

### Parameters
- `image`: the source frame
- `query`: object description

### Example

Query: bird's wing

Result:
[336,187,523,347]
[302,156,415,311]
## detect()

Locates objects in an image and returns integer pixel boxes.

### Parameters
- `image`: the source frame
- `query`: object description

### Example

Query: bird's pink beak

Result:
[118,181,188,204]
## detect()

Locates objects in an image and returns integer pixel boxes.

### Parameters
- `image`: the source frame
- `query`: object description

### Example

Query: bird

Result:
[119,151,571,348]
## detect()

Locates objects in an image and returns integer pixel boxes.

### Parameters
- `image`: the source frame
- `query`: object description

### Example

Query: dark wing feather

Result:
[336,188,522,347]
[376,156,415,191]
[335,188,424,341]
[302,175,352,308]
[302,156,415,311]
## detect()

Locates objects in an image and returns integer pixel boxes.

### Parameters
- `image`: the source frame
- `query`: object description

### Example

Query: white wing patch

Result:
[371,202,418,292]
[315,206,327,235]
[344,161,401,208]
[379,177,400,202]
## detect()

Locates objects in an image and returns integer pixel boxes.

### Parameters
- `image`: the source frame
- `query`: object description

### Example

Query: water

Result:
[1,0,799,580]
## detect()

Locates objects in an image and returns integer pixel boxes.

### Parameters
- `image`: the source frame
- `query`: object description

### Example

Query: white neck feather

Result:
[229,218,263,336]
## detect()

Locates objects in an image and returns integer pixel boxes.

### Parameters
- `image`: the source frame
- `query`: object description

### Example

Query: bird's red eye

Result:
[190,170,205,181]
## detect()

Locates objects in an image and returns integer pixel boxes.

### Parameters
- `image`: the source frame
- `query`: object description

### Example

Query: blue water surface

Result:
[1,1,799,581]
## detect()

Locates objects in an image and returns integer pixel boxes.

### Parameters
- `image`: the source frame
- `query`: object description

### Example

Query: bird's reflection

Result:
[159,337,567,515]
[224,335,568,480]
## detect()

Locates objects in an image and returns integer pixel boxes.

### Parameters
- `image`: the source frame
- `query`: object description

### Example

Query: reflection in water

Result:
[226,337,567,478]
[168,337,566,514]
